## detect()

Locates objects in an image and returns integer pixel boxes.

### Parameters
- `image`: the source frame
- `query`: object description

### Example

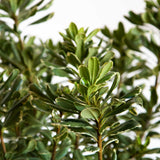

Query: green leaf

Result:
[103,139,119,150]
[85,48,98,65]
[85,29,100,43]
[96,72,115,84]
[55,140,70,160]
[4,94,30,127]
[78,65,90,82]
[88,57,99,84]
[74,102,89,111]
[108,119,140,136]
[31,99,52,112]
[122,87,141,99]
[100,51,114,64]
[23,139,36,154]
[29,12,54,25]
[0,76,22,106]
[84,146,99,153]
[75,34,85,61]
[125,11,143,25]
[61,119,91,128]
[114,22,125,40]
[96,61,113,83]
[73,149,86,160]
[36,141,51,160]
[101,26,112,38]
[56,97,78,113]
[105,72,120,99]
[29,84,50,101]
[69,22,78,39]
[77,83,87,97]
[9,0,18,13]
[0,69,19,93]
[104,98,137,117]
[81,107,100,121]
[150,86,158,106]
[112,149,117,160]
[39,0,54,11]
[66,52,81,68]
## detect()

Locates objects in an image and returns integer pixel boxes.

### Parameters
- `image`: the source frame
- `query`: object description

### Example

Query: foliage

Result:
[0,0,160,160]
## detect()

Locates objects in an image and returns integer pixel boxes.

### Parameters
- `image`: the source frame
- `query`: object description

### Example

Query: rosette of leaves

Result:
[0,0,54,83]
[44,22,115,82]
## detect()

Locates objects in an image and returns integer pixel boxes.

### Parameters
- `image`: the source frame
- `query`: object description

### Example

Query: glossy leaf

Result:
[88,57,99,84]
[69,22,78,39]
[79,65,90,82]
[96,61,113,83]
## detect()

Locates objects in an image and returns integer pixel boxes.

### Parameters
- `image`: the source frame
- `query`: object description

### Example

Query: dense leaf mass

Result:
[0,0,160,160]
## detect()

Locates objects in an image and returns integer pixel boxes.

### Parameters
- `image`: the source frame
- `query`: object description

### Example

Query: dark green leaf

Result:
[29,12,54,25]
[108,119,140,136]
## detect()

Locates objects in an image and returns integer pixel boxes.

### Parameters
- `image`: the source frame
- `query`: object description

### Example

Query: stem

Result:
[155,58,160,89]
[0,129,6,159]
[97,119,103,160]
[51,112,62,160]
[13,15,25,66]
[75,134,79,150]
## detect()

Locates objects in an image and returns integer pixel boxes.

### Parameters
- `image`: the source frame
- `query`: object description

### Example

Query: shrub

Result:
[0,0,160,159]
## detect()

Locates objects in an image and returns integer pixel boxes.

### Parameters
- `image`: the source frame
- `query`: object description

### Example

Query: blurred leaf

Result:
[23,139,36,154]
[66,52,81,67]
[61,119,91,128]
[108,119,140,136]
[125,11,143,25]
[85,29,100,43]
[81,107,100,121]
[84,146,99,153]
[101,26,112,38]
[122,87,141,99]
[73,149,86,160]
[29,12,54,25]
[9,0,18,13]
[69,22,78,39]
[79,65,90,82]
[56,97,78,113]
[36,141,51,160]
[100,51,114,64]
[112,149,117,160]
[55,139,70,160]
[150,86,158,106]
[103,139,119,150]
[31,99,52,112]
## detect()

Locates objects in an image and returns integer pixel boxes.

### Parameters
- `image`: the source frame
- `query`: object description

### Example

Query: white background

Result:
[22,0,145,42]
